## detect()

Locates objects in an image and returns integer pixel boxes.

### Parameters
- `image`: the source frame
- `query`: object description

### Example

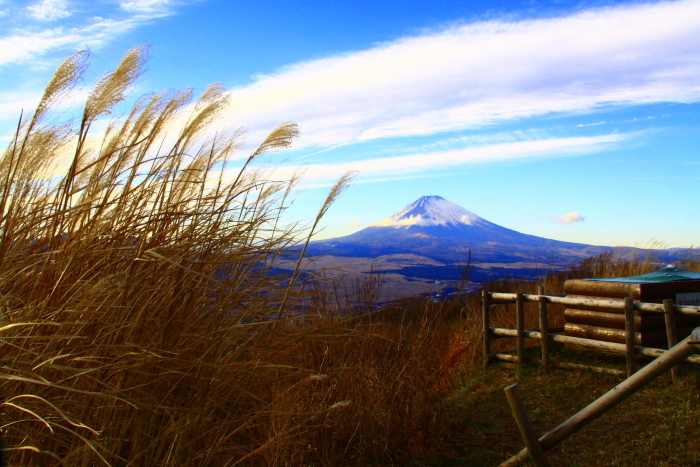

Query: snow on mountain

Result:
[369,195,483,228]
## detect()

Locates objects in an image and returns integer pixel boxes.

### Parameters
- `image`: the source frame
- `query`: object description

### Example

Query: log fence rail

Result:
[482,291,700,376]
[482,289,700,466]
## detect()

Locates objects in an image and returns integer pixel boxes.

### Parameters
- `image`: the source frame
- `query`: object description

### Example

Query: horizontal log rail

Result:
[486,290,700,464]
[494,354,625,375]
[488,327,700,365]
[482,290,700,378]
[489,292,700,315]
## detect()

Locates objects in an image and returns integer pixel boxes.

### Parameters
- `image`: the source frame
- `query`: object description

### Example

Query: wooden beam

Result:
[504,384,550,467]
[489,292,700,315]
[482,290,491,370]
[516,293,525,365]
[495,353,519,363]
[538,286,550,374]
[491,327,564,336]
[625,297,636,377]
[489,327,700,364]
[664,298,679,384]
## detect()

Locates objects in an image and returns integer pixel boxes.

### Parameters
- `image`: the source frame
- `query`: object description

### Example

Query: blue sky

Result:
[1,0,699,248]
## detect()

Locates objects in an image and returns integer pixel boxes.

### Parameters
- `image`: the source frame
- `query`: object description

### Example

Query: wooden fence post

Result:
[625,297,636,377]
[504,384,550,467]
[516,293,525,366]
[482,290,491,370]
[538,286,550,373]
[664,298,678,384]
[0,426,5,467]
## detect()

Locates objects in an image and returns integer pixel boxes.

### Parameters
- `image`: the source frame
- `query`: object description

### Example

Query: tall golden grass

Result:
[0,47,471,466]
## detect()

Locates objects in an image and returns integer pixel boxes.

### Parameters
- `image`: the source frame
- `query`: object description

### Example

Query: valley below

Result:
[278,253,560,301]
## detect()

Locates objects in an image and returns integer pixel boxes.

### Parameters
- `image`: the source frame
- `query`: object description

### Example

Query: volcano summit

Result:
[370,195,483,228]
[295,196,699,299]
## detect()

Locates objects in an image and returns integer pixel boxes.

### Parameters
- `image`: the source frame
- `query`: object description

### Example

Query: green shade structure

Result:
[590,265,700,283]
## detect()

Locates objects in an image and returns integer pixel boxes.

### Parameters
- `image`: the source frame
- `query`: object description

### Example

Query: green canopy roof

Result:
[590,265,700,283]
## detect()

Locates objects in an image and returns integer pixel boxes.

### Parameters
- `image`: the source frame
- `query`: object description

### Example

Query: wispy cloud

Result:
[0,0,193,69]
[237,133,629,187]
[5,0,696,192]
[119,0,177,15]
[27,0,71,21]
[223,0,700,149]
[551,212,586,224]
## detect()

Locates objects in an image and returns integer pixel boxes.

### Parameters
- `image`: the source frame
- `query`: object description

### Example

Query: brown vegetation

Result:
[2,46,698,467]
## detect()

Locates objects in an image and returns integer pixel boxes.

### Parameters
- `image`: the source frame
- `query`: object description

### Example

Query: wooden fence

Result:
[482,288,700,465]
[500,335,700,466]
[482,288,700,377]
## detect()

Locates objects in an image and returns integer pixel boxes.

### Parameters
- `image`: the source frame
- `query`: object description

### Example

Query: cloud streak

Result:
[0,0,190,68]
[235,133,629,187]
[223,0,700,149]
[27,0,71,21]
[4,0,695,192]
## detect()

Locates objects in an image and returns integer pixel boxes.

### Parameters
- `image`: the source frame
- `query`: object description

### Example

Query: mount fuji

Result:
[309,196,609,265]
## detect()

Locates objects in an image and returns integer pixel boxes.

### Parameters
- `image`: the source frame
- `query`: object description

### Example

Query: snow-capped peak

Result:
[370,196,483,228]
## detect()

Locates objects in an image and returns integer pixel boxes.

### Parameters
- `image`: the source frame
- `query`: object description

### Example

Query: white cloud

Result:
[551,212,586,224]
[120,0,174,15]
[0,1,192,68]
[576,122,606,127]
[27,0,71,21]
[234,133,628,187]
[4,0,698,188]
[221,0,700,149]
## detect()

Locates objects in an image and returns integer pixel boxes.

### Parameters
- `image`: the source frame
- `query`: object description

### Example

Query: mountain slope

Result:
[310,196,610,264]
